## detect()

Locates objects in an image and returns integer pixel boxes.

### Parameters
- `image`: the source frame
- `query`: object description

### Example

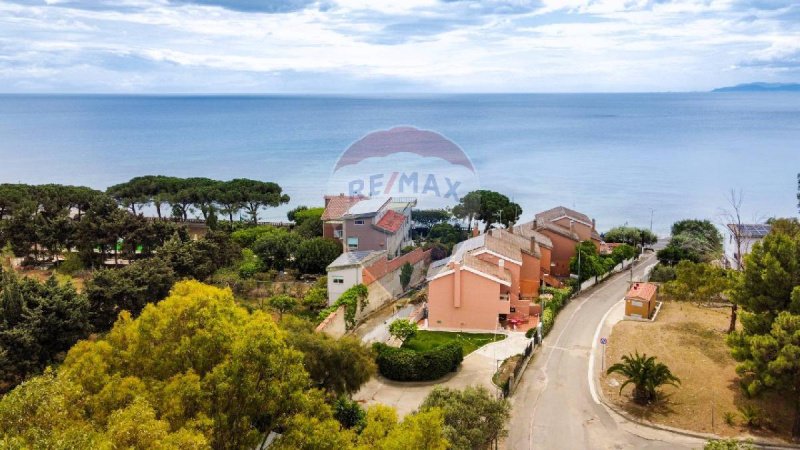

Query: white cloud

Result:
[0,0,797,92]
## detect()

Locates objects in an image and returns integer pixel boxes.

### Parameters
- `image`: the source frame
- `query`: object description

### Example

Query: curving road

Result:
[507,253,702,450]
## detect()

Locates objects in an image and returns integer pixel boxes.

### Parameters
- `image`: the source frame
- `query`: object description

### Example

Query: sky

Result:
[0,0,799,93]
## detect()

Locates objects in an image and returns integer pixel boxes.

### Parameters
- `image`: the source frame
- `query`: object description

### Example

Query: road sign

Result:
[600,337,607,345]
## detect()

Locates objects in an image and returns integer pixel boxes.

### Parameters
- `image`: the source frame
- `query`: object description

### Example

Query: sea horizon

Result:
[1,92,798,235]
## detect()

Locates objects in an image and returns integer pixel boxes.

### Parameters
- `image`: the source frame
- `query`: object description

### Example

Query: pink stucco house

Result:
[426,228,549,331]
[525,206,602,278]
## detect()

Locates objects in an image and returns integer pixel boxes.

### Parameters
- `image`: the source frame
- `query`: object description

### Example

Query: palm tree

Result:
[606,351,680,404]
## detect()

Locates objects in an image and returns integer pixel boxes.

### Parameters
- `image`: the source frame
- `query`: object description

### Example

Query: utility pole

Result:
[649,208,654,233]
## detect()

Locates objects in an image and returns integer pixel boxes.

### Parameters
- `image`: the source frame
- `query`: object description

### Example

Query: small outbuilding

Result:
[624,282,658,320]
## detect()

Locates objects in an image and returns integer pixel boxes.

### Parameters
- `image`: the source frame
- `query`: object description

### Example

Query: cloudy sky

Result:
[0,0,798,93]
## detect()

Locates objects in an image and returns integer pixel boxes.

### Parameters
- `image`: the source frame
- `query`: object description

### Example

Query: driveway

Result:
[507,253,704,449]
[354,332,531,416]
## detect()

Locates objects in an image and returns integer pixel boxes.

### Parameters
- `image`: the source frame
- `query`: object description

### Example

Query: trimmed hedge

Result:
[372,342,463,381]
[540,286,573,337]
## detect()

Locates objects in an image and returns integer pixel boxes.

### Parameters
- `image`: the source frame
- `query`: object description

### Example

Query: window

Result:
[347,237,359,250]
[332,276,344,284]
[354,219,365,225]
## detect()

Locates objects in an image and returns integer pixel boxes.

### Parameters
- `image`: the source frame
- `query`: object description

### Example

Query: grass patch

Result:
[402,330,505,356]
[601,301,794,440]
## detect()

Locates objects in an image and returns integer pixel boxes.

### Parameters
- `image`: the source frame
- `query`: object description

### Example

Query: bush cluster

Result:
[372,342,463,381]
[539,286,573,337]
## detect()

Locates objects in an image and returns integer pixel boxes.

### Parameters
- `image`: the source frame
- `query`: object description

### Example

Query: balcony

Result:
[499,293,510,302]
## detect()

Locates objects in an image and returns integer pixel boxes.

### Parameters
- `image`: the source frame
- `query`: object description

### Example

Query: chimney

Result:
[569,220,575,233]
[472,222,480,237]
[532,219,537,229]
[592,218,596,230]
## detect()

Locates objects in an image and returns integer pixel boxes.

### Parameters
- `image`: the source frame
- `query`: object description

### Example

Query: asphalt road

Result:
[507,253,702,450]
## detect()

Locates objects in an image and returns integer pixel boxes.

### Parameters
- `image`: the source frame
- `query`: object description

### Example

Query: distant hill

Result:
[713,82,800,92]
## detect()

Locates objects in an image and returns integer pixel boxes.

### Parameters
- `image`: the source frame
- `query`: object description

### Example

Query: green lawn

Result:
[401,330,506,356]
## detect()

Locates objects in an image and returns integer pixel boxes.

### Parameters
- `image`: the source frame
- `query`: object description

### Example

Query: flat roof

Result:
[346,197,390,216]
[327,250,384,269]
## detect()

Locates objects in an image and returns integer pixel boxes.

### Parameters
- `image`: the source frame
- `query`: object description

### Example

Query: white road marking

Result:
[589,298,624,404]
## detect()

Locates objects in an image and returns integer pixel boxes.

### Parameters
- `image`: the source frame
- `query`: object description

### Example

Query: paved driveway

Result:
[354,332,531,416]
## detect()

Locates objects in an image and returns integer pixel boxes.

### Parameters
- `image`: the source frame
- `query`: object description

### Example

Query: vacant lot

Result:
[601,301,794,440]
[402,331,505,356]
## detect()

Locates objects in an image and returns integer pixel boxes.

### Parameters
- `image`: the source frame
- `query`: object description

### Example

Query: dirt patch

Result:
[601,301,794,441]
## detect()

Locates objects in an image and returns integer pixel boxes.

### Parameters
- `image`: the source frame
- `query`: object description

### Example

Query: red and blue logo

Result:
[328,126,479,208]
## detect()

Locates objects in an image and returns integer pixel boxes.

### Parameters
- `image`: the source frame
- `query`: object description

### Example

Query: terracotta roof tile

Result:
[536,221,580,241]
[321,195,366,221]
[512,221,554,248]
[375,210,405,233]
[535,206,592,226]
[626,282,658,302]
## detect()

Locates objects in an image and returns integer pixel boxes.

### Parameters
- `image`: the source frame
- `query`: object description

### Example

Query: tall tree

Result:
[0,269,91,392]
[452,190,521,231]
[226,179,290,224]
[727,219,800,437]
[0,281,352,449]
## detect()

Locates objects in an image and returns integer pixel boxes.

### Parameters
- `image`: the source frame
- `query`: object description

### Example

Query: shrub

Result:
[525,328,536,339]
[704,438,755,450]
[723,411,736,426]
[333,396,366,431]
[541,309,555,336]
[399,262,414,290]
[388,319,417,342]
[373,342,463,381]
[237,248,262,279]
[649,264,676,282]
[57,253,84,276]
[400,245,415,255]
[738,404,762,428]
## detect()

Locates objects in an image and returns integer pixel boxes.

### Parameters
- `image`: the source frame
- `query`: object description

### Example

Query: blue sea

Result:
[0,93,798,235]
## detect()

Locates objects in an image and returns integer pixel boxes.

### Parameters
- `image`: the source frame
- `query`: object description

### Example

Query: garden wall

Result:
[580,257,636,291]
[315,304,347,338]
[358,250,430,320]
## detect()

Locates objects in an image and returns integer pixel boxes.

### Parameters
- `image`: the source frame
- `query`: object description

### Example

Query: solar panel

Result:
[731,224,771,238]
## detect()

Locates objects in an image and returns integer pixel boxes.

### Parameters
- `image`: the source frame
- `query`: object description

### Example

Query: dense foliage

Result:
[107,176,290,223]
[85,258,176,330]
[318,284,368,329]
[657,219,723,265]
[388,318,418,342]
[726,219,800,437]
[412,209,452,234]
[281,317,376,397]
[0,184,184,266]
[603,226,658,247]
[540,286,573,336]
[452,190,522,231]
[0,281,422,450]
[231,225,341,274]
[0,269,91,392]
[569,241,635,282]
[420,385,511,450]
[372,342,463,381]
